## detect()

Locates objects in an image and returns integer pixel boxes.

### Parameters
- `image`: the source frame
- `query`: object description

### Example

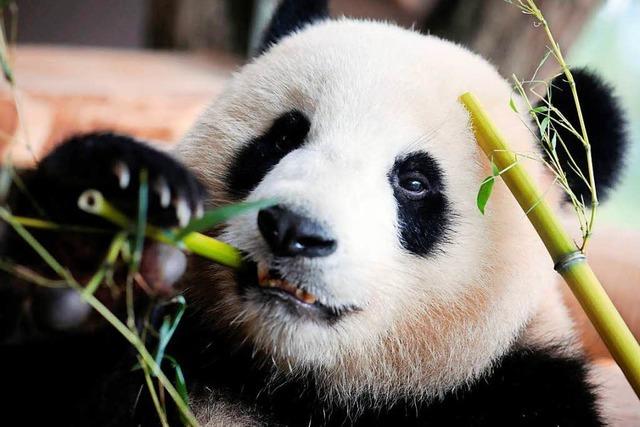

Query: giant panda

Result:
[0,0,633,425]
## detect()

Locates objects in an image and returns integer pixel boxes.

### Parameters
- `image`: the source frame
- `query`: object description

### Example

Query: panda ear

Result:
[257,0,330,54]
[535,68,627,203]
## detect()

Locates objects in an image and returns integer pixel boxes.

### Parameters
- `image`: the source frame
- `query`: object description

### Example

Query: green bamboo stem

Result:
[83,290,199,426]
[0,259,67,288]
[13,215,108,234]
[77,190,243,269]
[460,92,640,397]
[140,355,171,427]
[12,216,59,230]
[82,231,128,296]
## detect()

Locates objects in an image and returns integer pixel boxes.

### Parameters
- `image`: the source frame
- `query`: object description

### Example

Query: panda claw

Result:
[153,176,171,208]
[195,202,204,219]
[113,161,131,189]
[175,197,191,227]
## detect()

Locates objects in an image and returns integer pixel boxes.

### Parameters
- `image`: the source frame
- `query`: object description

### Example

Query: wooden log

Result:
[0,45,237,166]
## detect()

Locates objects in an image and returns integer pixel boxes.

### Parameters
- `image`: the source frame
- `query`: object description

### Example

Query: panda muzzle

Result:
[257,262,318,305]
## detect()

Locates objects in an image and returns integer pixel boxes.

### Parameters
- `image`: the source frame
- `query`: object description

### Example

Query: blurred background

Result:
[0,0,638,227]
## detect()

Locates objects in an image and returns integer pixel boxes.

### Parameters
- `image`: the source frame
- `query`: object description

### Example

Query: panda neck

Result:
[176,316,600,426]
[177,282,578,398]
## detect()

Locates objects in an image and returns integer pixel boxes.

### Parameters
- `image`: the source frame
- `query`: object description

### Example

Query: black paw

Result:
[1,133,200,340]
[32,132,205,228]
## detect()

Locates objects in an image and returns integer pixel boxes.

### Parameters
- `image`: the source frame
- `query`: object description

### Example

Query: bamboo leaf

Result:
[0,51,13,85]
[509,97,518,113]
[477,178,495,215]
[154,296,186,373]
[540,116,550,136]
[173,198,277,241]
[0,165,12,203]
[130,170,149,274]
[165,355,189,404]
[477,163,500,215]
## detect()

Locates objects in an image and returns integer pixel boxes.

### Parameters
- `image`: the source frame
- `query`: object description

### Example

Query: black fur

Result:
[29,132,204,227]
[185,319,603,426]
[0,303,604,426]
[0,133,204,340]
[536,68,627,203]
[141,313,603,427]
[258,0,330,54]
[0,326,134,425]
[4,133,204,261]
[388,152,450,256]
[226,110,311,198]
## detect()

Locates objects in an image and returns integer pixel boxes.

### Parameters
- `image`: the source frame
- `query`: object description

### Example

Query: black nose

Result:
[257,205,337,258]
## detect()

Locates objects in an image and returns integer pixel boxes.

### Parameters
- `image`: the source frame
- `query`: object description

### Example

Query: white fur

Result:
[175,19,578,406]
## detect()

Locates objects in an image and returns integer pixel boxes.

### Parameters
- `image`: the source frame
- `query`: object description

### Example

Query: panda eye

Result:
[401,178,424,193]
[226,110,311,198]
[398,173,429,199]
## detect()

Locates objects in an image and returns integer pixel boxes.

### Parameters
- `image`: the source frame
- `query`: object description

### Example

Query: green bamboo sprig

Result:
[511,78,591,241]
[12,215,110,234]
[510,0,598,251]
[140,354,170,427]
[83,231,128,296]
[0,206,200,426]
[460,92,640,398]
[0,258,67,288]
[0,3,36,165]
[0,4,14,85]
[77,189,243,269]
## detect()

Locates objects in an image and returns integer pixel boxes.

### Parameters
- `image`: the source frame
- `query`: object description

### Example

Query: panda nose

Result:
[257,205,337,258]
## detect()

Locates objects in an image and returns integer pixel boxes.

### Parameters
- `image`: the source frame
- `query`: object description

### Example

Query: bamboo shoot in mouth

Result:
[78,189,243,269]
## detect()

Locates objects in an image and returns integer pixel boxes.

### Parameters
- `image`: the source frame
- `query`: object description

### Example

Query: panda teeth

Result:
[256,262,317,305]
[257,262,270,284]
[297,288,318,305]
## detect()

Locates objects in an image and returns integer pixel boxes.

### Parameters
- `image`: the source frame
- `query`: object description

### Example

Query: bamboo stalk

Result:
[460,92,640,397]
[77,190,243,269]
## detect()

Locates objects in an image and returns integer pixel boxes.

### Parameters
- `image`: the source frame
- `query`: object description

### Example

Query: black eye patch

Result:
[226,110,311,198]
[388,152,450,256]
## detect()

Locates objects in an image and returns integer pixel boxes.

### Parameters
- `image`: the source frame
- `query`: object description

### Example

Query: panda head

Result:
[177,0,627,401]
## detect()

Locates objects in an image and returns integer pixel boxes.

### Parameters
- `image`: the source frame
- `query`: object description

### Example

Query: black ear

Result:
[536,68,627,203]
[258,0,329,54]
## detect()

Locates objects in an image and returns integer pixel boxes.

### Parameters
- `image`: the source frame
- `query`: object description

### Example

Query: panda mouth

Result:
[235,259,358,320]
[257,262,318,305]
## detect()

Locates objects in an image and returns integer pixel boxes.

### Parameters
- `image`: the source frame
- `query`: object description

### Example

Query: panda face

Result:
[177,20,554,397]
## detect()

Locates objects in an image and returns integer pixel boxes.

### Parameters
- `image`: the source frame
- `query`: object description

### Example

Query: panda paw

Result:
[2,133,201,338]
[34,132,205,228]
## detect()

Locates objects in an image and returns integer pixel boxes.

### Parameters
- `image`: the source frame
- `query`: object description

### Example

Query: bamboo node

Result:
[553,251,586,272]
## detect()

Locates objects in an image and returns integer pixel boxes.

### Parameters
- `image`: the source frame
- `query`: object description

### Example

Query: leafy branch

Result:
[504,0,599,251]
